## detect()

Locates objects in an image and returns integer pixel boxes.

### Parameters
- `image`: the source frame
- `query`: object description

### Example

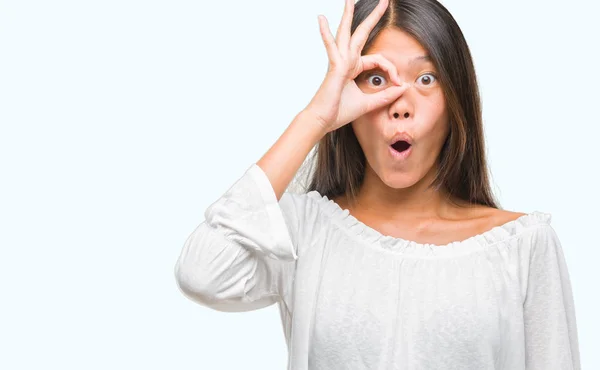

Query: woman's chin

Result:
[380,171,420,189]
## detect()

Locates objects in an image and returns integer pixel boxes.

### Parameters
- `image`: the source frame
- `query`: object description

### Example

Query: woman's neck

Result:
[349,164,471,222]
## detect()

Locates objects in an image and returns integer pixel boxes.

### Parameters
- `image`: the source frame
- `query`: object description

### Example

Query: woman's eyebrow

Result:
[358,55,434,76]
[408,55,432,66]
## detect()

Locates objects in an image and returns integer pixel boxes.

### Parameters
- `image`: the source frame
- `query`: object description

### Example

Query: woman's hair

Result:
[292,0,500,209]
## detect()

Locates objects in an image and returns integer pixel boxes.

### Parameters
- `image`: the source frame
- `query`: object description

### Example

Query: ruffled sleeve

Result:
[521,223,581,369]
[174,163,303,313]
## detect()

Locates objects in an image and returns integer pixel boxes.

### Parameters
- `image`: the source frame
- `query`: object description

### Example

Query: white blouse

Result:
[174,163,581,370]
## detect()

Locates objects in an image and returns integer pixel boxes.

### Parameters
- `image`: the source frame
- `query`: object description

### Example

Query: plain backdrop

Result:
[1,0,598,369]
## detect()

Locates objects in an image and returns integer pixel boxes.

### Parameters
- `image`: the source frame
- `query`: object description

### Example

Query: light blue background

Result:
[1,0,597,368]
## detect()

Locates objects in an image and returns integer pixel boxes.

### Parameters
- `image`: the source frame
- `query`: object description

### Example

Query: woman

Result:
[174,0,581,368]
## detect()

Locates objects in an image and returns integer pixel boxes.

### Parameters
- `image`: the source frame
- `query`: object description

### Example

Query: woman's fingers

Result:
[350,0,389,54]
[335,0,354,51]
[311,0,398,130]
[356,54,402,85]
[318,15,341,66]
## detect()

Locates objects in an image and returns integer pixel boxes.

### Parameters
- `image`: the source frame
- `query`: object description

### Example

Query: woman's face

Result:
[352,27,449,190]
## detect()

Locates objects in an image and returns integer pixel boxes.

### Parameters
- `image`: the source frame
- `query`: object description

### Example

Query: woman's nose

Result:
[393,112,410,119]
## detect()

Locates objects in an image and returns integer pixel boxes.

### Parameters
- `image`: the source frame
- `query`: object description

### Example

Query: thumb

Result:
[364,83,411,112]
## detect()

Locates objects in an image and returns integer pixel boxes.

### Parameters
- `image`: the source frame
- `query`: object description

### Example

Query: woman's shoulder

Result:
[277,190,331,240]
[470,206,552,234]
[481,206,551,227]
[473,206,557,248]
[481,208,529,229]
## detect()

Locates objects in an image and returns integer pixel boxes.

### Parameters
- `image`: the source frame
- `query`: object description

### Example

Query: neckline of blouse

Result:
[305,191,552,257]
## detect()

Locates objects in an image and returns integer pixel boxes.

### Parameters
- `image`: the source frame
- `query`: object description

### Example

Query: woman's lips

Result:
[389,142,412,160]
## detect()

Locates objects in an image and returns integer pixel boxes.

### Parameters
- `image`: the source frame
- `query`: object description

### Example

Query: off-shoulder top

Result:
[174,163,581,370]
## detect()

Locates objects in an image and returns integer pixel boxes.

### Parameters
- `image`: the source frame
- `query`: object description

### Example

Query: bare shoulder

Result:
[472,206,528,228]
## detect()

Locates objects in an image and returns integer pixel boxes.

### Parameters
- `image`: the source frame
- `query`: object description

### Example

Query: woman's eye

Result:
[417,73,437,86]
[366,73,388,87]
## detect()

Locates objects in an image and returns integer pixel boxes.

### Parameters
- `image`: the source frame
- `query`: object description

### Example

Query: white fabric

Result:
[174,163,581,370]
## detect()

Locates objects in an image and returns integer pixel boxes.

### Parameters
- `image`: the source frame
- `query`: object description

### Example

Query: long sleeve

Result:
[174,163,303,313]
[522,224,581,369]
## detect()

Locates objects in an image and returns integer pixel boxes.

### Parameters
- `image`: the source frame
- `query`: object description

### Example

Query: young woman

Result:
[174,0,581,368]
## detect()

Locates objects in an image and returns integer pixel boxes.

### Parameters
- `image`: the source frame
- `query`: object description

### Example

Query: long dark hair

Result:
[293,0,500,209]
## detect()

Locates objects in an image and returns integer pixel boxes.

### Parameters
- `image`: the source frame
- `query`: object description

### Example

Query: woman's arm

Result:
[174,111,324,312]
[522,224,581,369]
[257,109,327,201]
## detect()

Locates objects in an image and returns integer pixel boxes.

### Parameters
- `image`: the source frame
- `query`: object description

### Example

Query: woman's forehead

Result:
[365,29,433,67]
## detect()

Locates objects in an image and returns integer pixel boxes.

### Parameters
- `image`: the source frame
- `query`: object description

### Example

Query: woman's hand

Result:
[305,0,411,133]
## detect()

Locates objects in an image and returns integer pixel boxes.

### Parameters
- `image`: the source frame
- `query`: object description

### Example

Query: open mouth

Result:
[391,140,411,153]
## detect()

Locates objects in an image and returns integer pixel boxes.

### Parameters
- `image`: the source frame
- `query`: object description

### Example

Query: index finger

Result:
[349,0,389,54]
